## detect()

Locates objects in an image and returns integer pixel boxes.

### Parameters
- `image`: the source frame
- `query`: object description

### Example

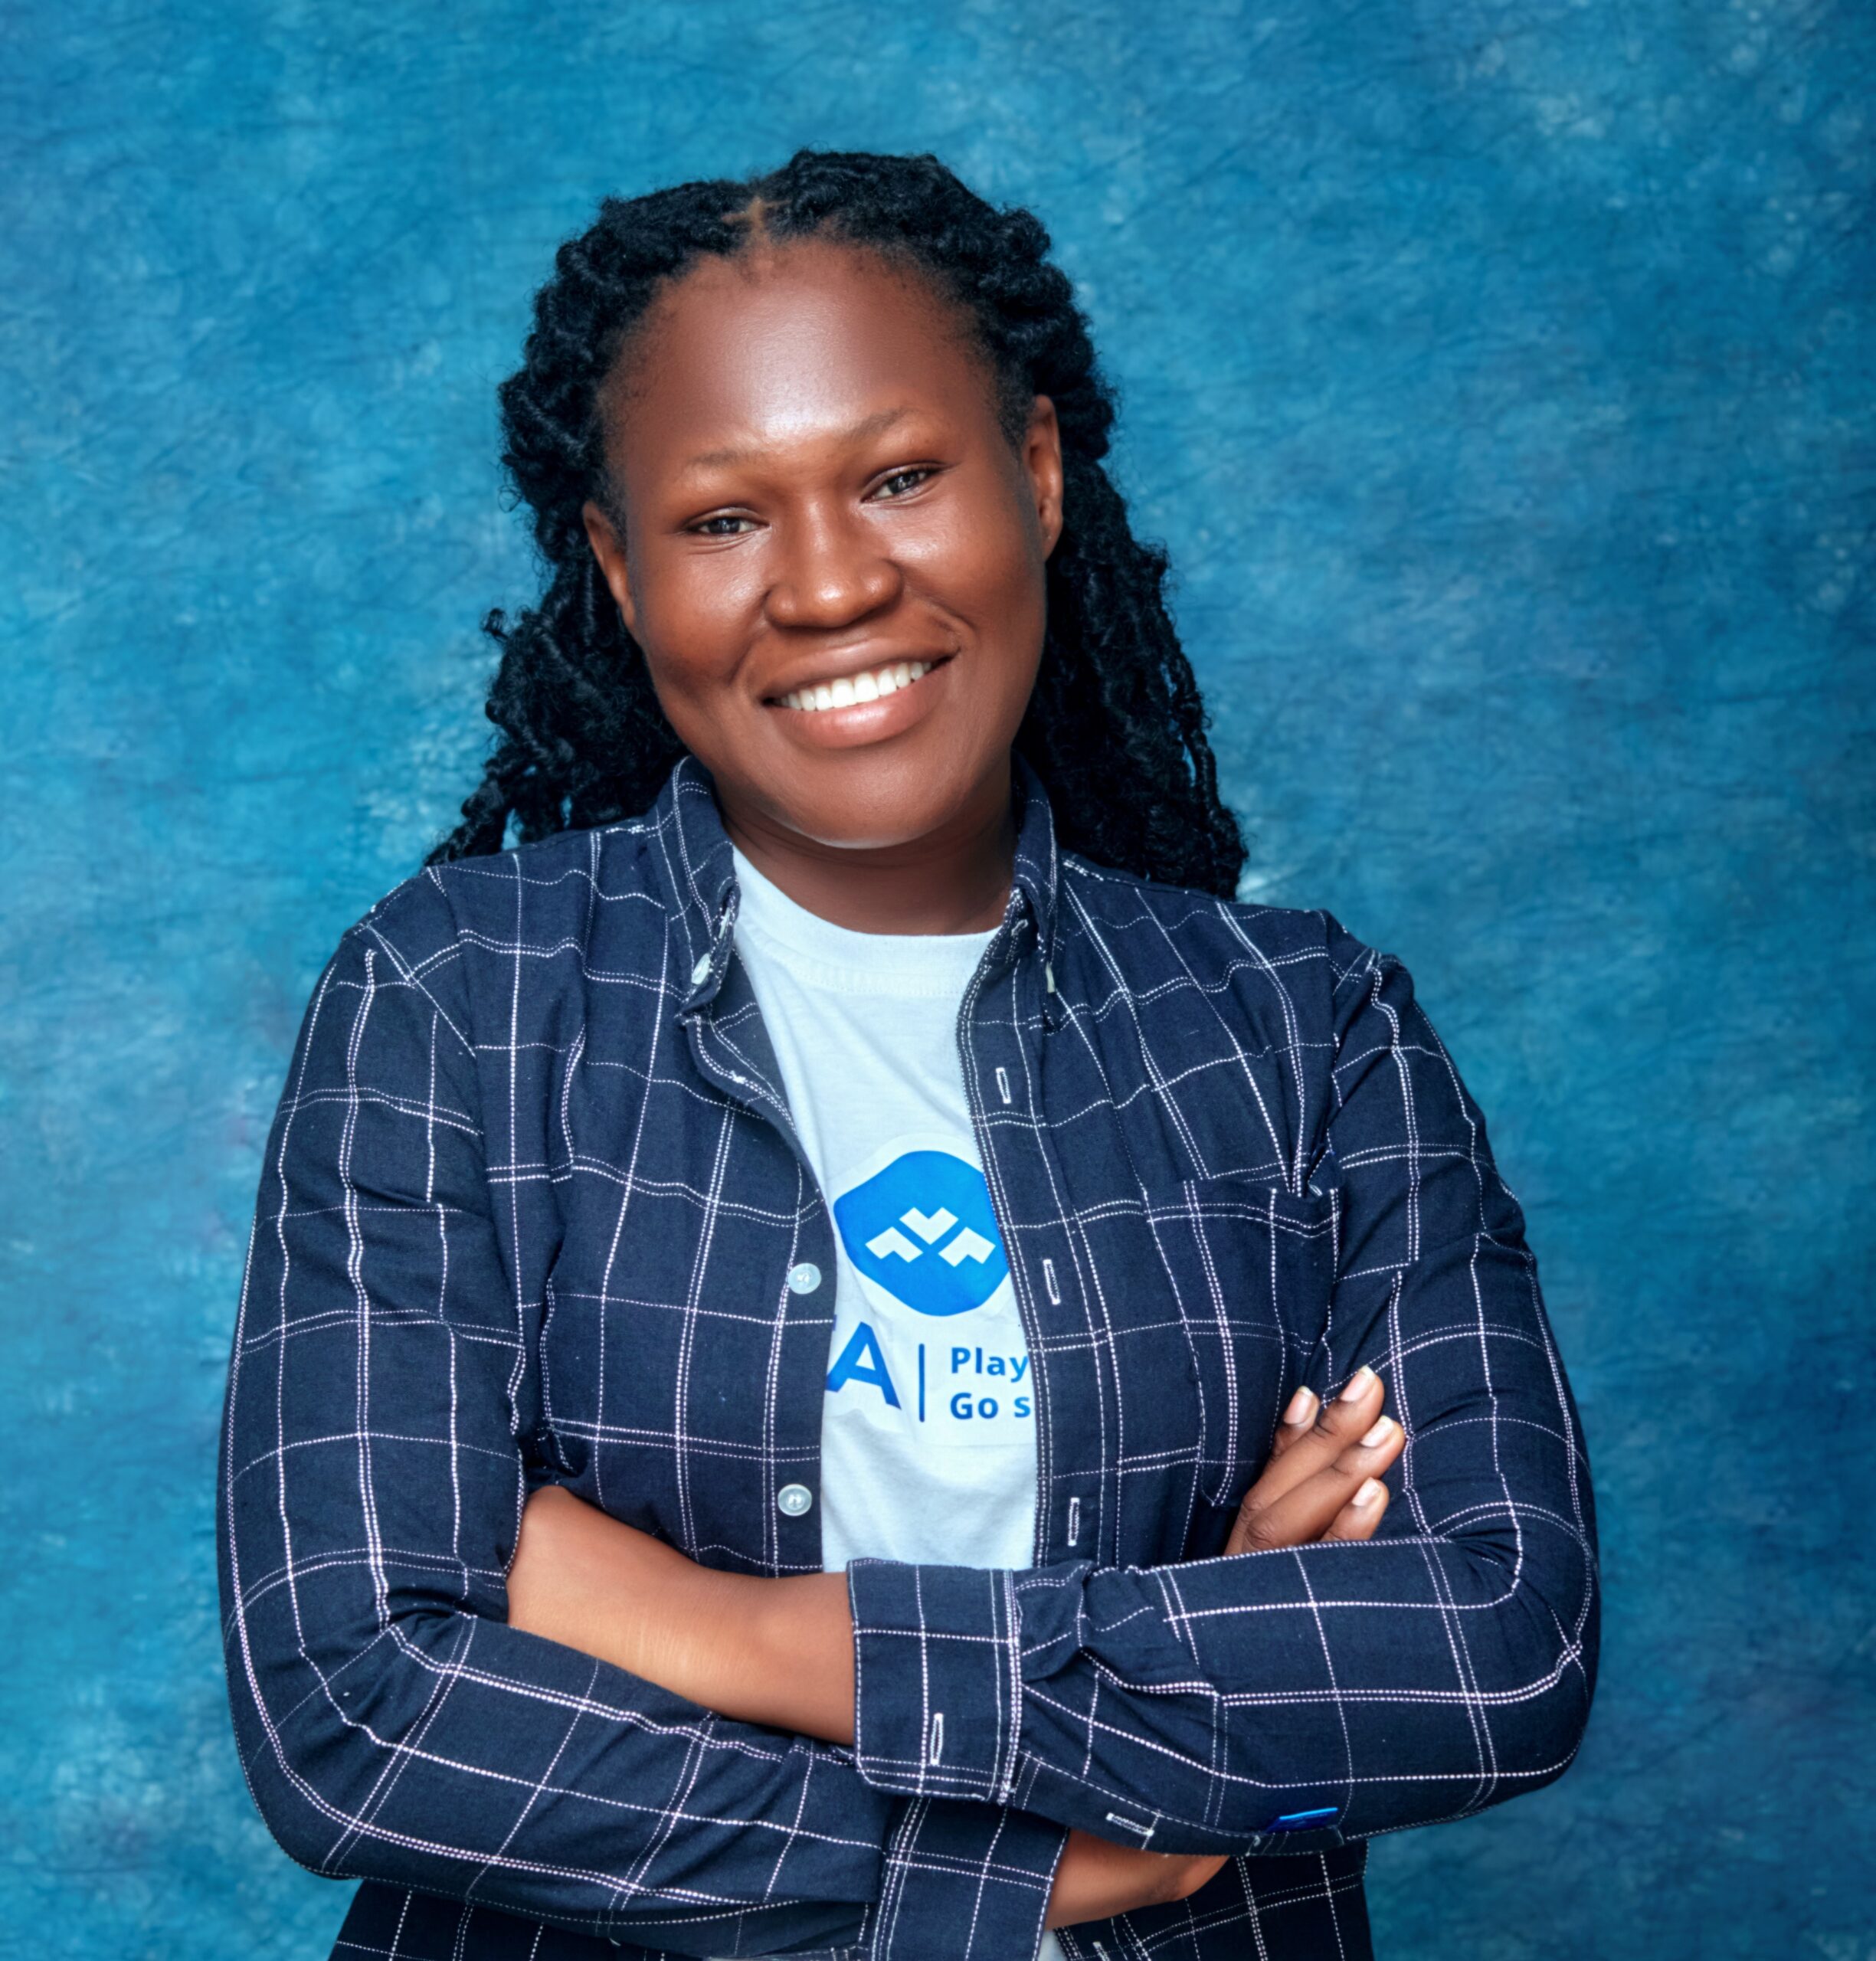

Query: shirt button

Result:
[777,1483,814,1517]
[689,952,712,985]
[787,1262,822,1295]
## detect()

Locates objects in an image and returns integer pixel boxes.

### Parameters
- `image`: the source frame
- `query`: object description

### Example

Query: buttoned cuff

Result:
[867,1797,1068,1961]
[846,1558,1025,1803]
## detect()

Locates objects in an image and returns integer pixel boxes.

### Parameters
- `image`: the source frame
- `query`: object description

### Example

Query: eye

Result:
[689,512,756,537]
[872,467,936,500]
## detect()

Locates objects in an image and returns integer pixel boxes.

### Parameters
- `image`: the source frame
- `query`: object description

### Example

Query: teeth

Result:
[782,660,933,712]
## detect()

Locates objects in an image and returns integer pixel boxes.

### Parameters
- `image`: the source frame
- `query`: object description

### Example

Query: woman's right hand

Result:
[1044,1367,1405,1930]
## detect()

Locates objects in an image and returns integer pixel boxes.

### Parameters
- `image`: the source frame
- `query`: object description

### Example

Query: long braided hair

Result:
[428,149,1246,897]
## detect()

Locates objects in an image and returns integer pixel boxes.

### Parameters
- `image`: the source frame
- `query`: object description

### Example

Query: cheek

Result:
[964,531,1049,713]
[909,498,1048,650]
[631,554,761,703]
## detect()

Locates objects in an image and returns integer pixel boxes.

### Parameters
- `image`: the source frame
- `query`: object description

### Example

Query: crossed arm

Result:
[505,1370,1409,1930]
[220,895,1596,1956]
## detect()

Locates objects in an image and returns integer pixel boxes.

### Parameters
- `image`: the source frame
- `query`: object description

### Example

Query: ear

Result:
[581,499,639,638]
[1023,395,1065,561]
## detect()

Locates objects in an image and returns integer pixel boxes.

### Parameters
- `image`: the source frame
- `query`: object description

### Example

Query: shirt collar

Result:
[1006,750,1063,983]
[658,750,1062,1015]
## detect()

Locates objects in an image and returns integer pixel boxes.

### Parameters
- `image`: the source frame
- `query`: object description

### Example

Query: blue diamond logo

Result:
[833,1150,1010,1317]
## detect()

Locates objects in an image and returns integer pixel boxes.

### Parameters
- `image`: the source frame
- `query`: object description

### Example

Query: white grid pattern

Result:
[218,757,1597,1961]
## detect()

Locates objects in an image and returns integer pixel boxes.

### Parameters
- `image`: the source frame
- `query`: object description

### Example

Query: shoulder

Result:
[1056,852,1387,1033]
[336,810,682,1022]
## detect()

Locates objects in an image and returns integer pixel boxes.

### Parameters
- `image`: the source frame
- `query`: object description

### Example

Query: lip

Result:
[760,646,958,751]
[760,644,956,706]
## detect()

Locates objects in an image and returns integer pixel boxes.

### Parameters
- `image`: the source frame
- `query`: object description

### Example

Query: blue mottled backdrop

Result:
[2,2,1870,1954]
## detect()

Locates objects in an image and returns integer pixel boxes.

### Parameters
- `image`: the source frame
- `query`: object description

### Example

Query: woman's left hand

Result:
[1223,1365,1405,1557]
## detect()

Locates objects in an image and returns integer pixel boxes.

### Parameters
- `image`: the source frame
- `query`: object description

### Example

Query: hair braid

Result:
[429,148,1246,897]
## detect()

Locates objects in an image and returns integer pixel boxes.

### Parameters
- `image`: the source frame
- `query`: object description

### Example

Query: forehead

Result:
[601,238,997,467]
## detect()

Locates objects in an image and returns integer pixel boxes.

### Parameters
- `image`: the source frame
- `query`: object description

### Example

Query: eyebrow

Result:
[680,405,911,473]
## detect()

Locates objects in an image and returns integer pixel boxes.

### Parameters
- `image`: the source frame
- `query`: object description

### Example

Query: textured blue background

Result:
[2,3,1870,1955]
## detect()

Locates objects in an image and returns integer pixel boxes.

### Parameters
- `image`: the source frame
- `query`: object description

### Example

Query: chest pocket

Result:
[1140,1174,1339,1511]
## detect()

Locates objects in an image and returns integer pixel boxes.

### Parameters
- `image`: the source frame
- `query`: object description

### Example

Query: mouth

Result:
[770,654,949,714]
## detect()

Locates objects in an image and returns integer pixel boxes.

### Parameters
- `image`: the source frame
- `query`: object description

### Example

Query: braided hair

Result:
[428,148,1246,897]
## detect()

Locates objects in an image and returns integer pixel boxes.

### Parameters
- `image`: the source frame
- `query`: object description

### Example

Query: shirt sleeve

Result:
[215,876,1067,1959]
[843,922,1600,1854]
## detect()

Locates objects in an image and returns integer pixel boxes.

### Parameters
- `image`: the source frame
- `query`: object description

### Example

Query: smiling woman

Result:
[572,232,1061,928]
[425,156,1245,912]
[216,150,1599,1961]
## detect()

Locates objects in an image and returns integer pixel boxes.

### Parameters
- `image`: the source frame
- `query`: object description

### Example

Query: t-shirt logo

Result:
[833,1149,1010,1316]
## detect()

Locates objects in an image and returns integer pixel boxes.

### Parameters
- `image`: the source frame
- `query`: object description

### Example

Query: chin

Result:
[759,746,1001,854]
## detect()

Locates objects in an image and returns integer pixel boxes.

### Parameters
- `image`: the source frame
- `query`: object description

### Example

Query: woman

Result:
[217,150,1599,1961]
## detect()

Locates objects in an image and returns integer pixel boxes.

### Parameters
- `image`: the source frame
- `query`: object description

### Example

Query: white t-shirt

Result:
[730,846,1040,1572]
[723,851,1063,1960]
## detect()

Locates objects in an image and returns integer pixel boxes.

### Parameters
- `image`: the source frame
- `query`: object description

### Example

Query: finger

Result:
[1266,1385,1321,1458]
[1228,1367,1393,1550]
[1244,1366,1387,1504]
[1324,1364,1386,1424]
[1226,1412,1406,1555]
[1320,1475,1392,1541]
[1226,1436,1400,1555]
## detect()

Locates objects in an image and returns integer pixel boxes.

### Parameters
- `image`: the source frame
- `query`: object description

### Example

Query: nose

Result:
[764,500,902,630]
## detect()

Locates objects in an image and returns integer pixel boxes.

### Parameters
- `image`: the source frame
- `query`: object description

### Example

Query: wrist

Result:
[718,1570,856,1743]
[1045,1831,1227,1929]
[635,1553,764,1710]
[506,1487,855,1742]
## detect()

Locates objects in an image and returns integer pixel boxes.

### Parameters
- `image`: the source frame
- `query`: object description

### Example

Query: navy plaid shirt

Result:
[218,755,1599,1961]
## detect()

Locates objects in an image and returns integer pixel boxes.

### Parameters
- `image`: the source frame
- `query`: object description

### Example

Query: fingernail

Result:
[1360,1416,1396,1448]
[1338,1365,1377,1402]
[1352,1478,1385,1508]
[1283,1387,1317,1426]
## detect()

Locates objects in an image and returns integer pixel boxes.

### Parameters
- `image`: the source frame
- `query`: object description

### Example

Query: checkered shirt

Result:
[218,755,1599,1961]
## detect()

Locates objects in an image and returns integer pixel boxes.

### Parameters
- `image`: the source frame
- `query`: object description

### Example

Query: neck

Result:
[720,761,1017,935]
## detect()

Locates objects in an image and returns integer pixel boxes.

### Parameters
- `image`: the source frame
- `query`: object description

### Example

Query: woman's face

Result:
[582,237,1063,856]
